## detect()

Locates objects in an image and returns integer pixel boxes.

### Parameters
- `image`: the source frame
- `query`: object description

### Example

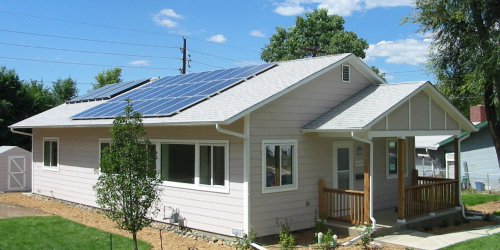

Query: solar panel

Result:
[71,63,276,119]
[67,79,150,103]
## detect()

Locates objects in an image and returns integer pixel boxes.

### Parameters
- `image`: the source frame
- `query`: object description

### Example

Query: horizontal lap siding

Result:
[33,122,245,236]
[249,64,373,236]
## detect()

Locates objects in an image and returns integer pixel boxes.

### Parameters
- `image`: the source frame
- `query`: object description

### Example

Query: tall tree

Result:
[409,0,500,169]
[93,100,162,250]
[52,77,78,105]
[91,68,122,90]
[261,9,369,62]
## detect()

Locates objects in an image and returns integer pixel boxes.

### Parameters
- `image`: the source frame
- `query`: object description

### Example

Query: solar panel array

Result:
[71,63,276,119]
[68,79,150,103]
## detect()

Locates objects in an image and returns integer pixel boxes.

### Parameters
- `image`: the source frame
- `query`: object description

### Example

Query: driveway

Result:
[0,202,47,219]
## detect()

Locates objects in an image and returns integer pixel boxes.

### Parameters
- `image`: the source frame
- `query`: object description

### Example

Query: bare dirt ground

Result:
[1,192,499,250]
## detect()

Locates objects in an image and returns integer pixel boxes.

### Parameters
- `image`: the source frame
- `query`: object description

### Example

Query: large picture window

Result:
[161,144,195,184]
[43,138,59,170]
[262,140,298,193]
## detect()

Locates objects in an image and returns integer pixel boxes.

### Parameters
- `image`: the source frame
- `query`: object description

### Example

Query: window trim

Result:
[43,137,59,171]
[158,139,230,193]
[342,64,350,83]
[386,138,408,179]
[98,138,111,174]
[261,139,299,194]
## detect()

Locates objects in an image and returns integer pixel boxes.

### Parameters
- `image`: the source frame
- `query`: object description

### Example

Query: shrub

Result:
[235,227,256,250]
[276,218,295,250]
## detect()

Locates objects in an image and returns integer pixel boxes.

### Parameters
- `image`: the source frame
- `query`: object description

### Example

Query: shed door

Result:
[8,156,26,190]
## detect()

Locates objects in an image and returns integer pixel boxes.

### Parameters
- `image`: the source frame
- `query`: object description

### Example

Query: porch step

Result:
[325,208,462,238]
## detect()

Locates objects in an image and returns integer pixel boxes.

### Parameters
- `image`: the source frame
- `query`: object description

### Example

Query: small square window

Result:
[43,138,59,170]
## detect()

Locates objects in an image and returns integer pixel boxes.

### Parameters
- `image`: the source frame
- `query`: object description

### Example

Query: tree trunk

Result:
[483,83,500,172]
[133,232,138,250]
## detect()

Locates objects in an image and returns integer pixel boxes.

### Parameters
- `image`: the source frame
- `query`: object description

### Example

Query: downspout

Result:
[215,115,251,234]
[457,132,470,219]
[350,132,376,231]
[10,128,33,137]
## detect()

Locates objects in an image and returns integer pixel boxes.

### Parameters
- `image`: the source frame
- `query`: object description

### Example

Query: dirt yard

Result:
[1,192,499,250]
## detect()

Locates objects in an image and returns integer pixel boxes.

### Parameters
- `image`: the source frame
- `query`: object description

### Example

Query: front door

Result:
[332,142,353,190]
[8,156,26,190]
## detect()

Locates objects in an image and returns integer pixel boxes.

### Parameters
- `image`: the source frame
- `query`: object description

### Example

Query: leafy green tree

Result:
[261,9,369,62]
[370,66,386,81]
[23,80,55,114]
[93,100,162,250]
[408,0,500,168]
[52,77,78,105]
[91,68,122,90]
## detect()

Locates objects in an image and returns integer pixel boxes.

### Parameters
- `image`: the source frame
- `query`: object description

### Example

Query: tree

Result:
[370,66,386,81]
[93,100,162,250]
[409,0,500,169]
[260,9,369,62]
[52,77,78,105]
[91,68,122,90]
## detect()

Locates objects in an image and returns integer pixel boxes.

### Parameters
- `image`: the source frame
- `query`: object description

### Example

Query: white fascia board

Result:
[368,130,462,138]
[301,128,366,134]
[9,120,228,129]
[349,57,387,85]
[225,54,364,125]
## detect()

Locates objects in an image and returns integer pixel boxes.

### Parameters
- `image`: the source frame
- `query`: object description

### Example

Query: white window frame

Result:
[386,138,408,179]
[261,139,299,194]
[157,139,230,193]
[98,138,111,174]
[342,64,350,83]
[43,137,59,171]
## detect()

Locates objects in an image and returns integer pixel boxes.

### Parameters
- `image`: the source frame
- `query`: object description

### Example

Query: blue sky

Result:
[0,0,432,95]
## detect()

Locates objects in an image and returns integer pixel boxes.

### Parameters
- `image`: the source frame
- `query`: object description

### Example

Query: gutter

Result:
[10,128,33,136]
[350,132,376,231]
[215,115,251,234]
[457,132,470,219]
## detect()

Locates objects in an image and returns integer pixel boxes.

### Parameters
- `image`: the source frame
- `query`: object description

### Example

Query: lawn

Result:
[0,216,151,250]
[441,232,500,250]
[462,193,500,207]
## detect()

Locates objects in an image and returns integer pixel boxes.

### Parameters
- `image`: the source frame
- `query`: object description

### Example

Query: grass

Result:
[0,216,151,250]
[441,232,500,250]
[461,193,500,207]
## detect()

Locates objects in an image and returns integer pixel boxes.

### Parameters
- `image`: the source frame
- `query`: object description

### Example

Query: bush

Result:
[276,218,295,250]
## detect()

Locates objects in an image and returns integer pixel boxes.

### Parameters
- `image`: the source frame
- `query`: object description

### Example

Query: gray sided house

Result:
[10,54,477,237]
[0,146,32,192]
[416,105,500,190]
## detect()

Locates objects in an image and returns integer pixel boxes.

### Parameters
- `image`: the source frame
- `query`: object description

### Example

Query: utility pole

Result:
[181,37,187,74]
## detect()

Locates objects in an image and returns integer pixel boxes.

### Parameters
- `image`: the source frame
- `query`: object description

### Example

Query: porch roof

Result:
[302,81,477,134]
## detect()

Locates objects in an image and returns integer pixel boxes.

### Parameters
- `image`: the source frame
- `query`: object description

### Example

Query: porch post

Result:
[397,138,406,223]
[364,143,370,224]
[318,179,325,217]
[454,137,460,206]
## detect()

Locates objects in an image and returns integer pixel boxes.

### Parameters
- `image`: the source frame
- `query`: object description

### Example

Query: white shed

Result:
[0,146,32,192]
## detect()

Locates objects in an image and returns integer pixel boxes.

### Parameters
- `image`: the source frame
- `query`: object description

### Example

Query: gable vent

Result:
[342,65,350,82]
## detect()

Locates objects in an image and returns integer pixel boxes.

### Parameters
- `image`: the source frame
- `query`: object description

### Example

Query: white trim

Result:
[368,130,462,138]
[386,138,408,180]
[261,139,299,194]
[332,141,353,190]
[243,115,250,234]
[444,111,447,130]
[42,137,59,171]
[428,96,432,130]
[8,156,26,190]
[408,99,411,130]
[342,64,350,83]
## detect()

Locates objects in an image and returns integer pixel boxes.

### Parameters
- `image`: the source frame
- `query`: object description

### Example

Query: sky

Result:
[0,0,433,95]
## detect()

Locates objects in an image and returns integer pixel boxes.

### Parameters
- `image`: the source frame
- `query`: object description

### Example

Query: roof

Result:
[10,53,386,129]
[0,146,16,154]
[416,120,488,150]
[302,81,427,131]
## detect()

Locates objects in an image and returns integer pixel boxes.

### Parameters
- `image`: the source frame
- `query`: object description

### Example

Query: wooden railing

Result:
[404,179,458,218]
[319,179,366,225]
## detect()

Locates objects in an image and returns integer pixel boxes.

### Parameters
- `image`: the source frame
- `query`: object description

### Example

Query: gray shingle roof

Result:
[302,81,427,131]
[12,53,385,128]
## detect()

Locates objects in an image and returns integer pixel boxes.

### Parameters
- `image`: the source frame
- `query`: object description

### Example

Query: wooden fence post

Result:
[413,169,418,186]
[319,179,325,217]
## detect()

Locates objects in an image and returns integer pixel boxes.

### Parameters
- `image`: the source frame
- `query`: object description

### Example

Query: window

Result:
[160,140,229,192]
[99,139,156,175]
[262,140,298,193]
[342,65,350,82]
[386,138,408,179]
[43,138,59,170]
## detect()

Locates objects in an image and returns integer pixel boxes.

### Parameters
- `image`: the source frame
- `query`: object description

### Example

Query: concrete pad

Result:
[0,203,47,219]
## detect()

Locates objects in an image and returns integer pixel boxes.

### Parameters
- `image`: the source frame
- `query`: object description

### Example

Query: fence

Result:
[462,172,500,192]
[318,179,367,225]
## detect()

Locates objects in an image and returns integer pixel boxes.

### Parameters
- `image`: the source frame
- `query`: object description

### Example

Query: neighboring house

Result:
[9,54,477,237]
[0,146,32,192]
[416,105,500,190]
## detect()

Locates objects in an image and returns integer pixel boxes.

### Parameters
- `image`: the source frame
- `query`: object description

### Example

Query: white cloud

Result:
[249,30,265,37]
[273,0,412,16]
[207,34,227,43]
[364,38,432,66]
[152,9,182,28]
[129,60,150,66]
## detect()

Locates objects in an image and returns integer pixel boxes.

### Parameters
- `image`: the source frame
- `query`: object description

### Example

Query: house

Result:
[9,54,477,237]
[416,105,499,191]
[0,146,32,192]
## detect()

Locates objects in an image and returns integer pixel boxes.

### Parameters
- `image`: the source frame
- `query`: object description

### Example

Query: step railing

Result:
[318,179,366,225]
[404,179,458,218]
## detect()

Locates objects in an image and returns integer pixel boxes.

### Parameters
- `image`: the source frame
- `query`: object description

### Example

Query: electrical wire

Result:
[0,56,178,70]
[189,49,256,65]
[0,29,179,49]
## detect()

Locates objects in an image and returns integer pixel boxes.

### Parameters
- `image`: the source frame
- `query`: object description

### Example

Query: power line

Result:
[0,56,179,70]
[0,29,179,49]
[189,49,256,65]
[0,10,260,53]
[0,42,181,60]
